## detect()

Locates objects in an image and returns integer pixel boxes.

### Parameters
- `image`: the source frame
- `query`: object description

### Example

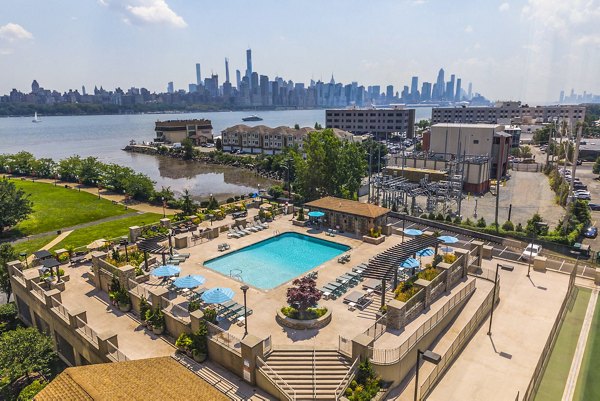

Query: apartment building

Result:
[154,119,213,145]
[432,102,586,126]
[325,107,416,139]
[220,125,359,154]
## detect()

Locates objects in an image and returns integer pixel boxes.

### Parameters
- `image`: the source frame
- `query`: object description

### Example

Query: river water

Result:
[0,108,431,200]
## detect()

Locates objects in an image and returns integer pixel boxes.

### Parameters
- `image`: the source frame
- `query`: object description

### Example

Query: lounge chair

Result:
[244,223,259,233]
[217,244,225,252]
[362,278,381,292]
[222,243,230,250]
[221,304,244,319]
[231,306,253,320]
[259,218,269,228]
[227,228,241,239]
[235,226,250,236]
[344,290,366,304]
[253,222,264,231]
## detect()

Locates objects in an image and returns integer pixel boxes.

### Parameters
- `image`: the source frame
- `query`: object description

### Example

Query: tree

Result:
[520,145,532,159]
[314,122,322,130]
[215,137,223,151]
[56,156,82,182]
[593,156,600,175]
[100,163,134,192]
[180,189,198,216]
[0,327,56,383]
[0,178,33,233]
[294,123,300,130]
[286,277,321,319]
[123,173,155,201]
[78,156,102,185]
[416,119,430,130]
[0,244,17,302]
[268,185,284,199]
[526,213,548,236]
[7,152,36,176]
[182,138,194,160]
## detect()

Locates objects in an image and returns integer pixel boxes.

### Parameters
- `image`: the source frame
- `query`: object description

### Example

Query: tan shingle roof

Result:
[305,197,390,219]
[36,357,229,401]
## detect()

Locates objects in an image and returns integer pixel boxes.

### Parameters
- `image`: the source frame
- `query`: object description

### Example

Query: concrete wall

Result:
[207,339,243,377]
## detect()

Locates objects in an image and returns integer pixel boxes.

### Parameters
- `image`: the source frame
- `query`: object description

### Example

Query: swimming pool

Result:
[204,232,350,290]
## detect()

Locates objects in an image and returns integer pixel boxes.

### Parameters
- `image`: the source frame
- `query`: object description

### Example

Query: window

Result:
[473,139,479,144]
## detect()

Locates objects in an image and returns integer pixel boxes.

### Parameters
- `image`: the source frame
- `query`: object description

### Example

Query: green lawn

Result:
[50,213,163,251]
[534,287,591,401]
[3,179,128,238]
[11,234,58,256]
[573,291,600,401]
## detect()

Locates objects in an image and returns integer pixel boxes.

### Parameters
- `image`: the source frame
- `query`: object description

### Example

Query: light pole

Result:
[240,284,249,336]
[120,238,129,262]
[414,349,441,401]
[19,252,29,269]
[487,263,502,335]
[161,197,166,218]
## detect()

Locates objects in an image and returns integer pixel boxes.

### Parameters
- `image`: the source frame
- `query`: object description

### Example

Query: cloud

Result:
[499,2,510,11]
[0,23,33,42]
[100,0,187,28]
[464,25,473,33]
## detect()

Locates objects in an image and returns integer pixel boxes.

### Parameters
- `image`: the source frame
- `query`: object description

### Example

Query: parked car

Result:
[521,243,542,261]
[588,203,600,211]
[584,226,598,238]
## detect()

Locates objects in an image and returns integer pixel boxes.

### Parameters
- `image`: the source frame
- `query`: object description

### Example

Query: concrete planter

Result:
[118,302,131,313]
[362,235,386,245]
[192,350,207,363]
[152,326,164,335]
[276,308,332,330]
[292,220,308,227]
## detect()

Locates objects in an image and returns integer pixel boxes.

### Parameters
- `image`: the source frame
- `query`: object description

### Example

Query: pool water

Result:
[204,232,350,290]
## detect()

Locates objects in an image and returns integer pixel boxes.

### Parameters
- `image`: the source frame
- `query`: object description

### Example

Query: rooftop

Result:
[36,357,229,401]
[155,119,212,127]
[431,123,502,129]
[305,196,390,219]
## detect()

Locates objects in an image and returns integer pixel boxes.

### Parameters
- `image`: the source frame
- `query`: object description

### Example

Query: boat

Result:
[32,112,41,123]
[242,115,263,122]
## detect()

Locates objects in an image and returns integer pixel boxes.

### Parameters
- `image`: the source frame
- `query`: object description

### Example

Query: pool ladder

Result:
[230,269,243,282]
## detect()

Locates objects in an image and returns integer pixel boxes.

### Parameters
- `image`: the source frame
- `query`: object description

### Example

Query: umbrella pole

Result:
[144,251,149,271]
[162,252,166,265]
[394,269,398,290]
[381,279,386,309]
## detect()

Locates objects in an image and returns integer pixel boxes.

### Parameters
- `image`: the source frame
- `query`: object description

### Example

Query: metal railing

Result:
[521,262,577,401]
[370,280,476,365]
[363,313,387,340]
[75,316,99,346]
[338,336,352,357]
[160,296,190,323]
[334,357,359,400]
[418,283,496,398]
[256,356,296,401]
[205,320,242,355]
[50,297,69,321]
[263,335,273,356]
[106,338,130,362]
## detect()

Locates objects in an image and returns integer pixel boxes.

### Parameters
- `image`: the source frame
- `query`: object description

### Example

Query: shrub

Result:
[502,220,515,231]
[297,208,305,221]
[188,300,201,313]
[418,267,440,281]
[443,253,457,264]
[428,212,435,220]
[432,254,443,267]
[394,281,420,302]
[435,213,445,221]
[203,308,217,324]
[516,222,524,232]
[139,296,150,322]
[0,303,17,322]
[445,215,452,222]
[476,217,487,228]
[463,218,474,227]
[420,213,428,219]
[453,216,462,224]
[175,333,193,350]
[17,379,46,401]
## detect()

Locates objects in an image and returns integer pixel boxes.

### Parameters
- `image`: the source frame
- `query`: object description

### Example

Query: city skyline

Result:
[1,0,599,102]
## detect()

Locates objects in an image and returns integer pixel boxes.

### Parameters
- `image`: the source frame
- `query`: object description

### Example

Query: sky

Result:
[0,0,599,103]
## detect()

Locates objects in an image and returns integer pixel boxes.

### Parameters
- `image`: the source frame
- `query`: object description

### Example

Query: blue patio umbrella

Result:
[441,246,454,253]
[308,211,325,218]
[438,235,459,244]
[400,257,420,268]
[201,287,235,304]
[151,265,181,277]
[416,248,435,257]
[173,275,206,289]
[404,228,423,236]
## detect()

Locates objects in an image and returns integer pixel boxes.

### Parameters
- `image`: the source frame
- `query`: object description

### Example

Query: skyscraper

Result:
[410,76,418,98]
[455,78,461,102]
[435,68,445,100]
[421,82,432,101]
[81,85,86,96]
[167,81,174,94]
[467,82,472,100]
[246,48,253,88]
[559,90,565,103]
[195,63,201,86]
[448,74,455,101]
[386,85,394,100]
[236,70,241,90]
[225,58,230,83]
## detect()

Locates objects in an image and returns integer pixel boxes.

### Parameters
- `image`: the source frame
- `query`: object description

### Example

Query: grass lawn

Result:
[50,213,163,251]
[534,287,591,401]
[3,179,128,238]
[573,291,600,401]
[11,234,58,255]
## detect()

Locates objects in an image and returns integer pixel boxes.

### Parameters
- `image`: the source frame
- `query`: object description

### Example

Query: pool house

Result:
[305,196,390,236]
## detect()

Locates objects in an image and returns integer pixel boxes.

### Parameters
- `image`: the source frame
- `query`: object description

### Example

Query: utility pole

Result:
[563,124,583,235]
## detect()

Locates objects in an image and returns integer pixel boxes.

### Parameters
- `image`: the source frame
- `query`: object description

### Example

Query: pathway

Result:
[24,230,72,264]
[10,211,141,244]
[561,288,599,401]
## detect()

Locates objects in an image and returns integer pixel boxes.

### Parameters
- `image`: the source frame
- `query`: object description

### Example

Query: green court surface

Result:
[573,289,600,401]
[534,287,591,401]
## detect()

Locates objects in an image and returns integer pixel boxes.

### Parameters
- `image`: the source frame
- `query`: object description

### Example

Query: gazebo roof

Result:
[305,197,390,219]
[33,249,53,259]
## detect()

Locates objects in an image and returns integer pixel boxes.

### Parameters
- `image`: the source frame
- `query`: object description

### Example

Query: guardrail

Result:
[75,316,99,346]
[106,338,129,362]
[263,335,273,356]
[338,336,352,357]
[205,320,242,355]
[257,356,296,401]
[334,357,359,400]
[418,281,496,399]
[50,297,69,321]
[363,313,387,340]
[160,296,190,323]
[30,280,46,300]
[128,278,153,302]
[370,280,476,365]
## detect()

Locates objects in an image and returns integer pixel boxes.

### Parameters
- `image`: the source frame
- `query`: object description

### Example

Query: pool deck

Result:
[139,216,431,346]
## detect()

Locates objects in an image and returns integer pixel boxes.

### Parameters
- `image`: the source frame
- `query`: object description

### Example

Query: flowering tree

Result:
[286,277,321,318]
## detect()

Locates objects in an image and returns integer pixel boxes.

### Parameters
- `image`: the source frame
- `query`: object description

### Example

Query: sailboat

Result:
[32,112,41,123]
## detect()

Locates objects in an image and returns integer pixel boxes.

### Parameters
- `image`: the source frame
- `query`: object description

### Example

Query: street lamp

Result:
[488,263,502,335]
[120,238,129,262]
[240,284,249,336]
[414,349,441,401]
[19,252,29,269]
[161,196,166,218]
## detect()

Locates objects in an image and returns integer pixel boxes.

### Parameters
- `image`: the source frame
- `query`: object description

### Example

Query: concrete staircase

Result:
[260,347,355,400]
